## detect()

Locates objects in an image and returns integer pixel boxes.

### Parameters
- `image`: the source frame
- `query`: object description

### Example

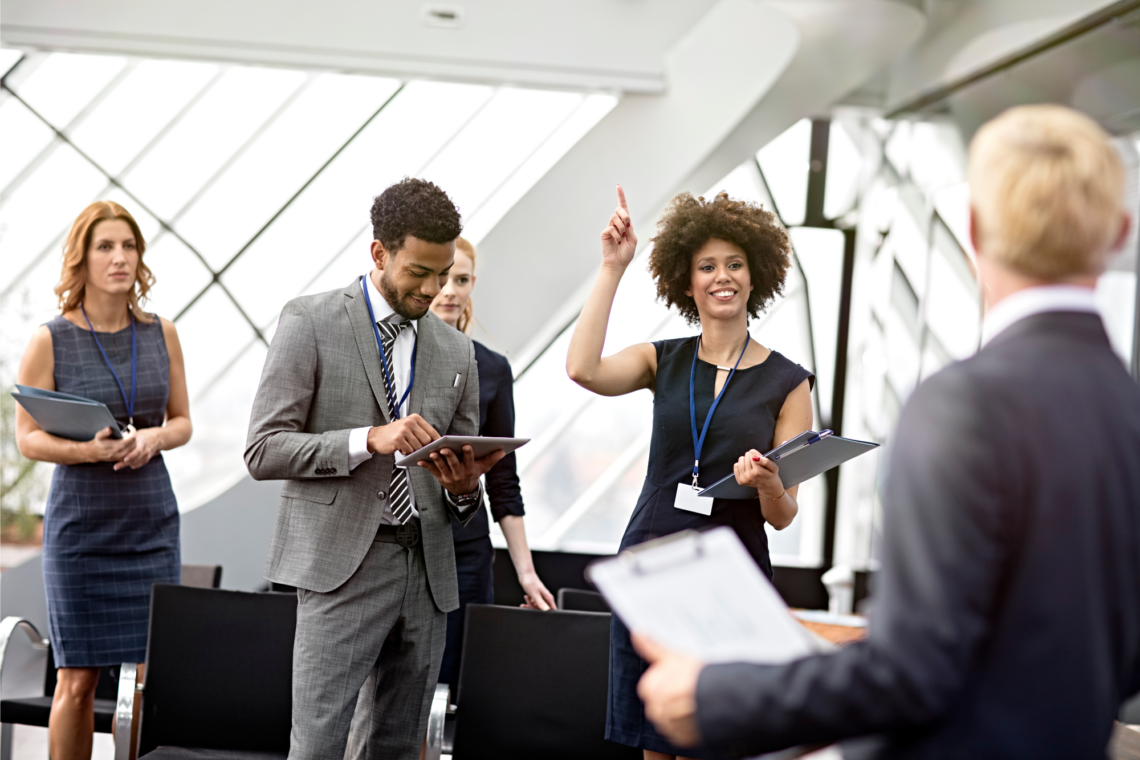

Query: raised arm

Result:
[566,184,657,397]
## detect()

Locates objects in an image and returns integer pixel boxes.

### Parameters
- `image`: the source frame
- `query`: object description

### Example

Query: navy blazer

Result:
[696,312,1140,759]
[450,340,525,541]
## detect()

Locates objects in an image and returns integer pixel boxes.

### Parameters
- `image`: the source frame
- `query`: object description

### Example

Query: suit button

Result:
[377,490,386,500]
[329,468,337,474]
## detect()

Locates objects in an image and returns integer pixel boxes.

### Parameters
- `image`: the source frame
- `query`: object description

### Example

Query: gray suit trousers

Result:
[289,537,445,760]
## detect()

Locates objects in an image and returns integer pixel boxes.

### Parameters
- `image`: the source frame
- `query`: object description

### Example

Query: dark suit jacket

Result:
[451,341,526,541]
[696,312,1140,759]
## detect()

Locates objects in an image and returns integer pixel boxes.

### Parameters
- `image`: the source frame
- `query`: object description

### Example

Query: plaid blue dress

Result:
[42,315,180,668]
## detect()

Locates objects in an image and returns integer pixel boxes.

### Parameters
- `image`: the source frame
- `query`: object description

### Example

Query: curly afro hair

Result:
[371,177,462,254]
[648,192,791,325]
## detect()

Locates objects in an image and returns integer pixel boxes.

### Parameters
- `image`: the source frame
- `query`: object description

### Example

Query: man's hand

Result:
[633,632,705,748]
[367,414,439,456]
[417,444,505,496]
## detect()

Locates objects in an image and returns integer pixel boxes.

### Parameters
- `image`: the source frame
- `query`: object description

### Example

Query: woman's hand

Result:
[733,448,785,500]
[84,426,138,464]
[600,184,637,271]
[518,570,557,611]
[114,428,164,470]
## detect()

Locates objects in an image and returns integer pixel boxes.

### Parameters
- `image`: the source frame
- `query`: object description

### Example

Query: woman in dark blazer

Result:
[15,201,192,760]
[429,236,556,690]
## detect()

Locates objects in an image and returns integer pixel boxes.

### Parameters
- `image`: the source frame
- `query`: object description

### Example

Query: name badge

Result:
[674,483,712,516]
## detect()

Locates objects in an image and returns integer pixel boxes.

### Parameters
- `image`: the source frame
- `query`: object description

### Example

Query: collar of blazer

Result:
[343,278,446,424]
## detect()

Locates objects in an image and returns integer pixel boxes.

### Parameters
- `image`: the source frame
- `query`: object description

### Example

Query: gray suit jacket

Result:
[245,278,479,611]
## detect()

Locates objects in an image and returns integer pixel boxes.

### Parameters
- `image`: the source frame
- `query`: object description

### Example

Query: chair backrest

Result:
[138,585,296,756]
[180,564,223,589]
[453,605,638,760]
[557,588,611,613]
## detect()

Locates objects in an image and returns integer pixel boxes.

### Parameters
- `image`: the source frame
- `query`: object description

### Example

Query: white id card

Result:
[674,483,712,516]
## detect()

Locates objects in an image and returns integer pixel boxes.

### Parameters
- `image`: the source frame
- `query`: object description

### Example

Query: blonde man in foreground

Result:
[634,105,1140,759]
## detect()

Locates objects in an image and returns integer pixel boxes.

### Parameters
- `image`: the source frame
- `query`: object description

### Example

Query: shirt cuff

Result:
[444,481,484,514]
[348,427,373,471]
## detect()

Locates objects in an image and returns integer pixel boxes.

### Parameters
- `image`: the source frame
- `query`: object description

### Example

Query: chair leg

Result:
[1,722,12,760]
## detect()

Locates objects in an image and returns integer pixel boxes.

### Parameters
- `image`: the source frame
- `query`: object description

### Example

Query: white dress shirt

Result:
[348,272,420,524]
[981,285,1101,347]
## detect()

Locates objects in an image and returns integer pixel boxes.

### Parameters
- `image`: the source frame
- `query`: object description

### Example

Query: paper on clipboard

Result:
[586,527,819,664]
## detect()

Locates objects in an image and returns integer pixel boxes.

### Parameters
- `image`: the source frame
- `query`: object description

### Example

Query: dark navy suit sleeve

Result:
[476,344,525,521]
[695,366,1014,756]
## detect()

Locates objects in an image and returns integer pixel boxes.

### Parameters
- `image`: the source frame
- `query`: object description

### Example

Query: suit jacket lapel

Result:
[344,278,392,424]
[408,312,440,420]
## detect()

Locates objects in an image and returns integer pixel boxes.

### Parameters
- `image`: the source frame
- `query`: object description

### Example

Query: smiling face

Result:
[84,218,139,297]
[372,234,456,320]
[429,248,475,328]
[684,238,754,321]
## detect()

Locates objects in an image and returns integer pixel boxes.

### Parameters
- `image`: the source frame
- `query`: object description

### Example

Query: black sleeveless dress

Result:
[605,336,813,756]
[42,315,180,668]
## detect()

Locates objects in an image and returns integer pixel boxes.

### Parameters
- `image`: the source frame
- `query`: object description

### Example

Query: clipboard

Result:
[586,527,823,664]
[697,430,879,500]
[393,435,529,468]
[12,385,124,441]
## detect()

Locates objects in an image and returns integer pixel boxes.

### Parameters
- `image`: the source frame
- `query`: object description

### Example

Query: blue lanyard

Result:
[361,276,417,418]
[689,333,748,488]
[80,304,137,429]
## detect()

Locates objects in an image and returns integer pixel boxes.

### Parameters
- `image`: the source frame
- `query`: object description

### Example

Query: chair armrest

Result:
[424,683,450,760]
[113,663,138,760]
[0,617,49,688]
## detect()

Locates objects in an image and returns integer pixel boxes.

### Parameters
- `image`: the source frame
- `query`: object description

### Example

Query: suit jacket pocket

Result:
[281,479,339,505]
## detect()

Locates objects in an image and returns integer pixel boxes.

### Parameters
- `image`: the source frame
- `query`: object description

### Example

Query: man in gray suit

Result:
[632,106,1140,758]
[246,178,504,760]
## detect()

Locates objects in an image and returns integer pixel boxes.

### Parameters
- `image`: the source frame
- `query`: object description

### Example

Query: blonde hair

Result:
[967,104,1125,279]
[455,236,476,336]
[56,201,155,323]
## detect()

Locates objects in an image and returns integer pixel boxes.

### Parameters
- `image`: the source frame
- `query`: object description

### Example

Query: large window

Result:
[0,49,616,511]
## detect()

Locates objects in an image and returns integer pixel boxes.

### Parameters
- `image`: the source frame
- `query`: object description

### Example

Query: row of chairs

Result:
[1,579,630,760]
[0,565,224,760]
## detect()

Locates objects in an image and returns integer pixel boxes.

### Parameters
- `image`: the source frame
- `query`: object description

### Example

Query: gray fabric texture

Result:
[245,278,480,607]
[290,541,444,760]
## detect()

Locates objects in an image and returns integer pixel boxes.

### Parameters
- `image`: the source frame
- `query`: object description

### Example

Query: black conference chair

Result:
[0,565,224,760]
[556,587,611,613]
[115,584,296,760]
[427,604,638,760]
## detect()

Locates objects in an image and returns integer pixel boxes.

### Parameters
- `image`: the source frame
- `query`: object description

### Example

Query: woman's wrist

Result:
[758,487,786,501]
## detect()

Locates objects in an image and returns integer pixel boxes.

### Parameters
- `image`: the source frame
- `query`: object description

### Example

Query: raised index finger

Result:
[616,183,629,211]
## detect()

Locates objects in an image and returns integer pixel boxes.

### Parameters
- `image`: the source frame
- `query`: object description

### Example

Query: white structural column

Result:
[472,0,800,356]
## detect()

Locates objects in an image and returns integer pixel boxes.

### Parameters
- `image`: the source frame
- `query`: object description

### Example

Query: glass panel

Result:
[932,181,973,260]
[463,93,617,244]
[171,284,255,401]
[177,73,401,270]
[288,226,374,315]
[0,48,23,78]
[908,121,966,194]
[824,120,862,220]
[163,341,267,511]
[13,52,127,129]
[0,142,107,293]
[0,95,56,194]
[69,59,219,177]
[142,234,216,319]
[924,234,980,360]
[789,228,844,422]
[1096,271,1137,366]
[120,65,307,221]
[886,201,928,300]
[101,185,163,243]
[0,240,67,379]
[757,119,810,225]
[421,87,583,222]
[221,80,495,328]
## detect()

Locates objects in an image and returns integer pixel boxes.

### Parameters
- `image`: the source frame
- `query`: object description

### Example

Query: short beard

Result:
[379,267,428,321]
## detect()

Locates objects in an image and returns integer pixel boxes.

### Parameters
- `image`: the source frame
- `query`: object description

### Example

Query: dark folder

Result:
[12,385,124,440]
[697,430,878,500]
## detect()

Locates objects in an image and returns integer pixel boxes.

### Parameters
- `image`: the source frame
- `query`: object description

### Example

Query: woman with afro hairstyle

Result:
[567,186,814,760]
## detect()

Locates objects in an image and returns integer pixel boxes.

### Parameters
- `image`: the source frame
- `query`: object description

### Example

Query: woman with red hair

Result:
[15,201,192,760]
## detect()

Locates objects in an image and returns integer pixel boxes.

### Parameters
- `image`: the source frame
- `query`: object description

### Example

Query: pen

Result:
[771,430,833,461]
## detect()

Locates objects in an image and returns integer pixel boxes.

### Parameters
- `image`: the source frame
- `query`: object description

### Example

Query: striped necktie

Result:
[377,318,413,524]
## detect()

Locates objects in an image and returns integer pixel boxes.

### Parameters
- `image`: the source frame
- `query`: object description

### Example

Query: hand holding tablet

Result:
[393,435,530,468]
